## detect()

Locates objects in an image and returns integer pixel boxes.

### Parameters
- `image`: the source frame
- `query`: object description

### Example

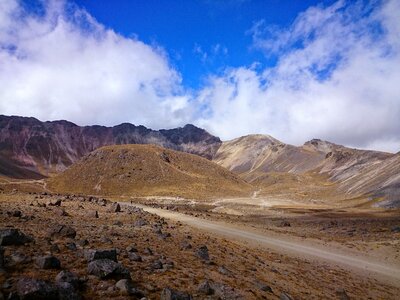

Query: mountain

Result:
[213,135,399,207]
[47,144,253,199]
[0,115,221,178]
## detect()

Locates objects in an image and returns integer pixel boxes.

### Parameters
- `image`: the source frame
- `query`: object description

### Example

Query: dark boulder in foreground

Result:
[87,259,130,280]
[0,229,33,246]
[48,225,76,239]
[84,249,117,262]
[161,287,193,300]
[16,278,58,299]
[36,255,61,269]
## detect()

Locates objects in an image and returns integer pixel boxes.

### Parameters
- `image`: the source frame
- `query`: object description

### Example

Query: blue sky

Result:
[73,0,336,89]
[1,0,399,152]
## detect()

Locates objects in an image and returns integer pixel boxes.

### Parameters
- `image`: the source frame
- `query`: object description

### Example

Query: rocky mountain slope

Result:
[0,115,221,178]
[47,144,253,199]
[214,135,399,207]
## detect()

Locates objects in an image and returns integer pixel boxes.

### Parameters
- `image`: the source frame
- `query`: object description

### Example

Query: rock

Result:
[280,292,294,300]
[336,288,350,300]
[180,241,192,250]
[279,221,291,227]
[197,280,214,295]
[109,203,121,213]
[55,270,80,289]
[54,208,68,217]
[144,247,153,255]
[87,259,130,280]
[50,244,61,253]
[48,225,76,239]
[78,239,89,247]
[196,245,209,260]
[134,219,148,227]
[160,288,193,300]
[151,260,163,270]
[115,279,144,297]
[126,245,138,252]
[87,210,99,218]
[36,255,61,269]
[0,229,33,246]
[48,199,62,206]
[58,283,82,300]
[66,242,77,251]
[113,221,123,226]
[16,278,58,299]
[10,251,31,266]
[128,252,142,262]
[85,249,117,262]
[218,266,231,276]
[11,210,22,217]
[100,236,113,245]
[0,247,4,269]
[255,281,272,293]
[391,226,400,233]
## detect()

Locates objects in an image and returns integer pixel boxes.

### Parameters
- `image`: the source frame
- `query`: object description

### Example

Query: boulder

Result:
[128,252,142,262]
[55,270,80,289]
[0,247,4,269]
[87,210,99,218]
[0,229,33,246]
[197,280,214,295]
[84,249,117,262]
[196,245,209,260]
[48,225,76,239]
[280,292,294,300]
[160,288,193,300]
[16,278,58,299]
[336,288,350,300]
[109,203,121,213]
[53,208,68,217]
[115,279,144,297]
[134,219,148,227]
[48,199,62,206]
[36,255,61,269]
[87,259,130,280]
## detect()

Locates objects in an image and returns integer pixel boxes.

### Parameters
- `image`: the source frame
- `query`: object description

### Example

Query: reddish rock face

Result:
[0,115,221,178]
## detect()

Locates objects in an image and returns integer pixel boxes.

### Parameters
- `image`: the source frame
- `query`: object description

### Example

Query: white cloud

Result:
[0,0,192,128]
[196,0,400,152]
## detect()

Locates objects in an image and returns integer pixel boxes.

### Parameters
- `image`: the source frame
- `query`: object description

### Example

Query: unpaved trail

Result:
[122,202,400,287]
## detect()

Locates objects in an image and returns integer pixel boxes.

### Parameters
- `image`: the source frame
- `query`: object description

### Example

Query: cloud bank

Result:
[0,0,399,152]
[0,0,192,128]
[196,0,400,152]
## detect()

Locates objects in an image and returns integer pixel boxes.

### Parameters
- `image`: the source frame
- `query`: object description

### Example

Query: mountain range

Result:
[1,115,399,207]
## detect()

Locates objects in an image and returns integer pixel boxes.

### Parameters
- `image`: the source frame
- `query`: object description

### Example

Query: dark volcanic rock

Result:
[128,252,142,262]
[16,278,58,299]
[0,247,4,269]
[87,259,130,280]
[36,255,61,269]
[115,279,144,297]
[87,210,99,218]
[336,288,350,300]
[196,245,209,260]
[160,287,193,300]
[48,225,76,239]
[55,270,80,289]
[0,228,33,246]
[280,292,294,300]
[197,280,214,295]
[84,249,117,262]
[109,203,121,213]
[47,199,62,206]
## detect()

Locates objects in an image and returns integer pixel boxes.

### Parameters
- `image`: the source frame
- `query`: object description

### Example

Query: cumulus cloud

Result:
[196,0,400,152]
[0,0,192,128]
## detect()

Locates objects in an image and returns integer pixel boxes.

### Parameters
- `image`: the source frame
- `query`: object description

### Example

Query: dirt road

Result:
[122,202,400,287]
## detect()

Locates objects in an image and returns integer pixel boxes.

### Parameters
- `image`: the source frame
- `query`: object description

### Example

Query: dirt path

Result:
[121,202,400,287]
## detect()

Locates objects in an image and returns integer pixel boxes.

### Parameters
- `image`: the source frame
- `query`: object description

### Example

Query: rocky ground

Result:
[1,192,400,299]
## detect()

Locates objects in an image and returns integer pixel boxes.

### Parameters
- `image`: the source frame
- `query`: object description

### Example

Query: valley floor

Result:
[0,189,399,299]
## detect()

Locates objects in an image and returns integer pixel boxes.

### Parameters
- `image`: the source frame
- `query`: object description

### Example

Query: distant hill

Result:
[213,135,399,207]
[0,115,221,178]
[47,144,253,199]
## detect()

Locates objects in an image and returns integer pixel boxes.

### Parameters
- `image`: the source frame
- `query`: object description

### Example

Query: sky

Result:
[0,0,399,152]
